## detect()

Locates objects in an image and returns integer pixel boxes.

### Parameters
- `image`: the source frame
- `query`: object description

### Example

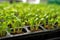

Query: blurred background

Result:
[0,0,57,3]
[0,0,60,4]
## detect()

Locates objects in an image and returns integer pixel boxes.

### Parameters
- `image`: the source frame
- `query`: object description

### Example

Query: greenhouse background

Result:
[0,0,47,3]
[0,0,60,4]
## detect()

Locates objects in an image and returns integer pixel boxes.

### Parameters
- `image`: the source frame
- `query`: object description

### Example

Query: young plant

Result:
[28,17,35,31]
[56,16,60,28]
[0,22,7,37]
[34,14,40,31]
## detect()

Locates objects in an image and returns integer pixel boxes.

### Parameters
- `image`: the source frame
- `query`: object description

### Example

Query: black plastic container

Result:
[0,26,60,40]
[47,37,60,40]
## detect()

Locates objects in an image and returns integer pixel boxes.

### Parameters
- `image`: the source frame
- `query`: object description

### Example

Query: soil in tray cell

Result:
[27,26,43,32]
[0,31,7,37]
[10,28,27,35]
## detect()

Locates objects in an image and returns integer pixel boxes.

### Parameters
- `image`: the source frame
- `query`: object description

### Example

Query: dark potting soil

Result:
[10,28,27,35]
[0,32,7,37]
[27,26,43,32]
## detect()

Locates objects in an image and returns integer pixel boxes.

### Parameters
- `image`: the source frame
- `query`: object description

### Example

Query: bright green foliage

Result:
[0,2,60,33]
